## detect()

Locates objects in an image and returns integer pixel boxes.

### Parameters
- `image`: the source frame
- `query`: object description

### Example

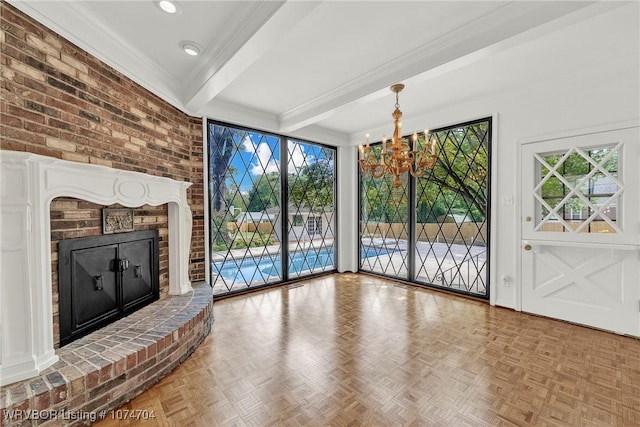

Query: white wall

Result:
[338,3,640,308]
[337,145,359,272]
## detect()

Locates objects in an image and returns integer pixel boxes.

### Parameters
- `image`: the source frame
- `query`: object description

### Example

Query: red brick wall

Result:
[189,117,205,282]
[49,199,170,347]
[1,3,206,346]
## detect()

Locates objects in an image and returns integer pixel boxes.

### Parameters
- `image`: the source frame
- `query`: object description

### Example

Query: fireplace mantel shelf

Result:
[0,151,194,386]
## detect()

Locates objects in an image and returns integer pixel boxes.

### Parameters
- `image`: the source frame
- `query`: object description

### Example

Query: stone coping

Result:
[1,283,213,426]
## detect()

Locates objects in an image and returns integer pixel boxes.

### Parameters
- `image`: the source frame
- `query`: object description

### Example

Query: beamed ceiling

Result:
[7,1,627,145]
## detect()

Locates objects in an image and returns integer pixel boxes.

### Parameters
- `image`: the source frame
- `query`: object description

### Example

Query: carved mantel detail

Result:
[0,150,193,386]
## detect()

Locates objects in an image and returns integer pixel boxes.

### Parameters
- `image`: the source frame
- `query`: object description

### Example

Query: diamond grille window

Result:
[414,123,489,296]
[287,141,336,279]
[534,145,620,234]
[209,124,282,295]
[359,118,491,298]
[208,123,336,296]
[360,144,410,279]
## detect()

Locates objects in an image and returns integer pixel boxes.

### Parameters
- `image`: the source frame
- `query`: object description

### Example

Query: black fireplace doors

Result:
[58,230,159,346]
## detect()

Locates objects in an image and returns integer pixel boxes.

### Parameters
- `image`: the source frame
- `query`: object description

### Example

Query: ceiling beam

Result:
[278,1,596,134]
[184,1,321,114]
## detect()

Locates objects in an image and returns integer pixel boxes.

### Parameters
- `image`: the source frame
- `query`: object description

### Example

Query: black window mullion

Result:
[280,136,289,283]
[408,169,416,282]
[358,158,363,271]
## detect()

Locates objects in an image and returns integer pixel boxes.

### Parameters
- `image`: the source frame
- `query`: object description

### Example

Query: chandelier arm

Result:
[408,166,426,178]
[370,166,387,179]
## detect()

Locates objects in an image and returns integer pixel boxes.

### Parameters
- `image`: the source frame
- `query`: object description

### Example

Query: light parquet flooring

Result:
[94,273,640,427]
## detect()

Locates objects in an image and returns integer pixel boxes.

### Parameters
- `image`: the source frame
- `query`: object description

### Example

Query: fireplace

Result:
[0,151,193,386]
[58,230,160,346]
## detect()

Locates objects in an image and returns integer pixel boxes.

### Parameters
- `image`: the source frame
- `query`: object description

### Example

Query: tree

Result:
[539,148,618,220]
[209,124,237,213]
[423,124,489,219]
[246,172,280,212]
[288,153,334,212]
[360,163,408,223]
[361,121,490,224]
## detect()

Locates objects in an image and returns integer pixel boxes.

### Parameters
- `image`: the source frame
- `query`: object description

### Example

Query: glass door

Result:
[208,123,282,295]
[359,118,491,299]
[414,120,490,297]
[360,144,410,280]
[286,140,336,279]
[207,121,337,296]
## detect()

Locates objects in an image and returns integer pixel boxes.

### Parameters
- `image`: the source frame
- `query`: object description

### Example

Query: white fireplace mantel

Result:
[0,151,193,386]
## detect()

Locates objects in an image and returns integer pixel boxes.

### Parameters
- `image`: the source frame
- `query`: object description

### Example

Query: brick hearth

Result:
[0,283,213,427]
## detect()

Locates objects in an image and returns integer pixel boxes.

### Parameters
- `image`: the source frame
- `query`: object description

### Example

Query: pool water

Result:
[213,248,334,283]
[212,246,389,284]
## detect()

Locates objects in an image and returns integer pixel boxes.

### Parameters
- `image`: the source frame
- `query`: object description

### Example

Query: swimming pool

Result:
[212,248,334,284]
[212,246,389,284]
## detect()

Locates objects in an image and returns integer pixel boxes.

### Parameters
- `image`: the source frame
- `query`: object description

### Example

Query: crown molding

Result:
[7,0,187,113]
[201,98,349,146]
[278,1,596,133]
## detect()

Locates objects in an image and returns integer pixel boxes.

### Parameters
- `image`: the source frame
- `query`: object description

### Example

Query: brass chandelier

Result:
[359,84,437,187]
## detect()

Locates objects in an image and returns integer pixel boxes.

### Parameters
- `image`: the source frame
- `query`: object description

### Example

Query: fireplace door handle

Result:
[94,275,104,291]
[134,264,143,278]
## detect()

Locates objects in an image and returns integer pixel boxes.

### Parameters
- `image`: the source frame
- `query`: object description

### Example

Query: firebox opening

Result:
[58,230,160,346]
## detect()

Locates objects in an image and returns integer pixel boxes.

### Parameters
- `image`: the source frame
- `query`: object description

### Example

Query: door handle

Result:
[118,258,130,272]
[94,275,104,291]
[524,244,532,251]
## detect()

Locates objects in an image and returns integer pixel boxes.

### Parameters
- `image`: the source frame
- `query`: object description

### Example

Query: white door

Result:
[520,125,640,336]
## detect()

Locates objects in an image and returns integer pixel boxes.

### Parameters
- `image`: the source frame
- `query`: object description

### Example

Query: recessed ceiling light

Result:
[181,41,201,56]
[159,1,177,13]
[154,0,181,15]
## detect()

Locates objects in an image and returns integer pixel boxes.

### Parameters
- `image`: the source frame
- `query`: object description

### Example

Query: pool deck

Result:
[210,238,486,296]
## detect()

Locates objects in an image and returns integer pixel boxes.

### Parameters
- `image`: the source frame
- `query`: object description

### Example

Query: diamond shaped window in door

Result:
[534,144,621,234]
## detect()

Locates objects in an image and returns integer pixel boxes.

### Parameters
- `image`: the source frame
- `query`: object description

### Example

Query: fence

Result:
[362,222,487,245]
[227,222,274,234]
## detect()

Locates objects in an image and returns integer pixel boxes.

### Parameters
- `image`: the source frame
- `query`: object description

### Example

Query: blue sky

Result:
[228,132,315,193]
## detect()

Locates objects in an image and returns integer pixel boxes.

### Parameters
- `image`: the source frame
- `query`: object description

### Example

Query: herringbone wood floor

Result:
[94,273,640,426]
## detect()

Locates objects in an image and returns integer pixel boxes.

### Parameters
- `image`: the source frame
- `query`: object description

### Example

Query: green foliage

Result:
[288,152,335,211]
[360,166,409,223]
[246,172,280,212]
[362,121,490,224]
[209,124,240,213]
[224,180,249,216]
[230,232,276,250]
[212,230,276,251]
[210,211,231,252]
[416,198,447,223]
[539,148,618,218]
[424,123,488,218]
[209,127,337,254]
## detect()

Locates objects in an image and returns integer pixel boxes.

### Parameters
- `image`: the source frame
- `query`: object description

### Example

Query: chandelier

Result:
[359,84,437,187]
